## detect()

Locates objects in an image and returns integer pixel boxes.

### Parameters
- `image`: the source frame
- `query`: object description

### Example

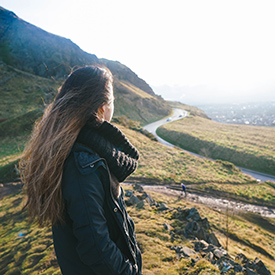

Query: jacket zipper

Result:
[80,158,103,169]
[103,161,138,266]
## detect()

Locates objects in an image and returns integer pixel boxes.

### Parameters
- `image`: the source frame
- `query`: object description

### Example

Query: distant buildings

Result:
[199,102,275,127]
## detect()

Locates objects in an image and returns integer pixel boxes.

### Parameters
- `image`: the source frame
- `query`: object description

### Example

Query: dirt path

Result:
[128,183,275,219]
[2,181,275,219]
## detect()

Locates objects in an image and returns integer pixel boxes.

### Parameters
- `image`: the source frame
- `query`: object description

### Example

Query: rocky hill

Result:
[0,6,171,125]
[0,7,98,79]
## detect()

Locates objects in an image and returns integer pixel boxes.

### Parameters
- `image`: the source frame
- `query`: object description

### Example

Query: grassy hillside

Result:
[122,125,275,208]
[157,116,275,176]
[123,126,253,185]
[101,59,171,124]
[0,7,98,79]
[0,62,58,181]
[1,122,274,274]
[3,119,275,207]
[114,79,171,125]
[1,182,274,274]
[0,61,59,123]
[0,58,170,181]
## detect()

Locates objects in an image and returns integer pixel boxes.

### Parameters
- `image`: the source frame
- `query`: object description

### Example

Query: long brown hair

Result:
[19,65,113,226]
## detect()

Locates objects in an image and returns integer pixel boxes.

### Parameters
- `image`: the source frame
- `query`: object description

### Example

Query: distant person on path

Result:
[181,183,187,197]
[19,66,142,274]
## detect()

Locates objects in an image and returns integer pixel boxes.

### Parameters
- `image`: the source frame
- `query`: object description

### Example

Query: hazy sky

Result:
[1,0,275,103]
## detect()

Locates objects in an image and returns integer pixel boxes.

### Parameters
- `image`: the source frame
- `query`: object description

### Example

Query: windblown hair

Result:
[19,65,113,226]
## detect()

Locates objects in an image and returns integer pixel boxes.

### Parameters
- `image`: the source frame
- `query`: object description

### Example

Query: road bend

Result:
[143,108,275,183]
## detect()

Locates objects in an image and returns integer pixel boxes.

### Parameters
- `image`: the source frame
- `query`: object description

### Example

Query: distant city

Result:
[198,102,275,127]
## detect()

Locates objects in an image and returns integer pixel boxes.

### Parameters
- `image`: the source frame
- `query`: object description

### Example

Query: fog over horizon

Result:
[152,83,275,106]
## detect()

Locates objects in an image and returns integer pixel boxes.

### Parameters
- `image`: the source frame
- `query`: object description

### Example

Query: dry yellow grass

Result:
[120,80,154,99]
[158,116,275,175]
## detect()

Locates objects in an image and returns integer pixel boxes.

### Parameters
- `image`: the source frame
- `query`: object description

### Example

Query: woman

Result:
[19,65,142,274]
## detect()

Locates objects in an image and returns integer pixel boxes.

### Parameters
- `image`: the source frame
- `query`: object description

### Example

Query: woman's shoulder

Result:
[64,143,108,177]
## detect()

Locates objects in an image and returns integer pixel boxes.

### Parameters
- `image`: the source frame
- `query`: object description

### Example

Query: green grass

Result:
[157,116,275,176]
[0,109,45,182]
[118,125,255,186]
[0,189,61,275]
[1,124,273,274]
[0,62,59,123]
[1,184,274,274]
[2,117,273,209]
[113,79,171,125]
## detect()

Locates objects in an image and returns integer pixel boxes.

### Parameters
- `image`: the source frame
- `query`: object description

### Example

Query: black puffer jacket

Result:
[52,143,142,275]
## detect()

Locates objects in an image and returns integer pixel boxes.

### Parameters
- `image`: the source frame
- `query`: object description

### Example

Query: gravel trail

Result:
[128,184,275,219]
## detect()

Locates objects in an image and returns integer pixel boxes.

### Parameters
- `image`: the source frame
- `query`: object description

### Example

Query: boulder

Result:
[170,246,196,258]
[186,207,201,221]
[207,232,221,247]
[158,203,169,211]
[136,200,145,209]
[200,217,210,230]
[145,193,156,206]
[181,246,196,257]
[128,194,140,205]
[204,251,214,262]
[185,221,207,241]
[133,183,144,192]
[172,208,190,221]
[254,258,271,275]
[242,257,271,275]
[185,217,222,248]
[185,221,198,235]
[194,240,209,252]
[125,190,133,197]
[213,248,227,259]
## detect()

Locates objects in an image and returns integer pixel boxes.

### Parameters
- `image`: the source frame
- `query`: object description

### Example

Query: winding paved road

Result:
[143,108,188,147]
[143,108,275,183]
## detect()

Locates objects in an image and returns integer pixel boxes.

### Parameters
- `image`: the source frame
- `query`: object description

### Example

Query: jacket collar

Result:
[76,121,139,182]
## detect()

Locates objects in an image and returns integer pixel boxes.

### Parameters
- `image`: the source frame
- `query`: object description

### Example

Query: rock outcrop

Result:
[170,206,271,274]
[124,184,272,275]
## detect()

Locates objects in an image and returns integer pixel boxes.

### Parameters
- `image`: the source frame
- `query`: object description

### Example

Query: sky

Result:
[1,0,275,104]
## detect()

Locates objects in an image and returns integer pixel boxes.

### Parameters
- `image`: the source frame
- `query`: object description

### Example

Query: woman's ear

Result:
[97,105,105,121]
[98,103,113,122]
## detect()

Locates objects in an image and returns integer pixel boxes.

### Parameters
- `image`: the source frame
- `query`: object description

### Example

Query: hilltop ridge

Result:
[0,6,98,78]
[0,6,171,125]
